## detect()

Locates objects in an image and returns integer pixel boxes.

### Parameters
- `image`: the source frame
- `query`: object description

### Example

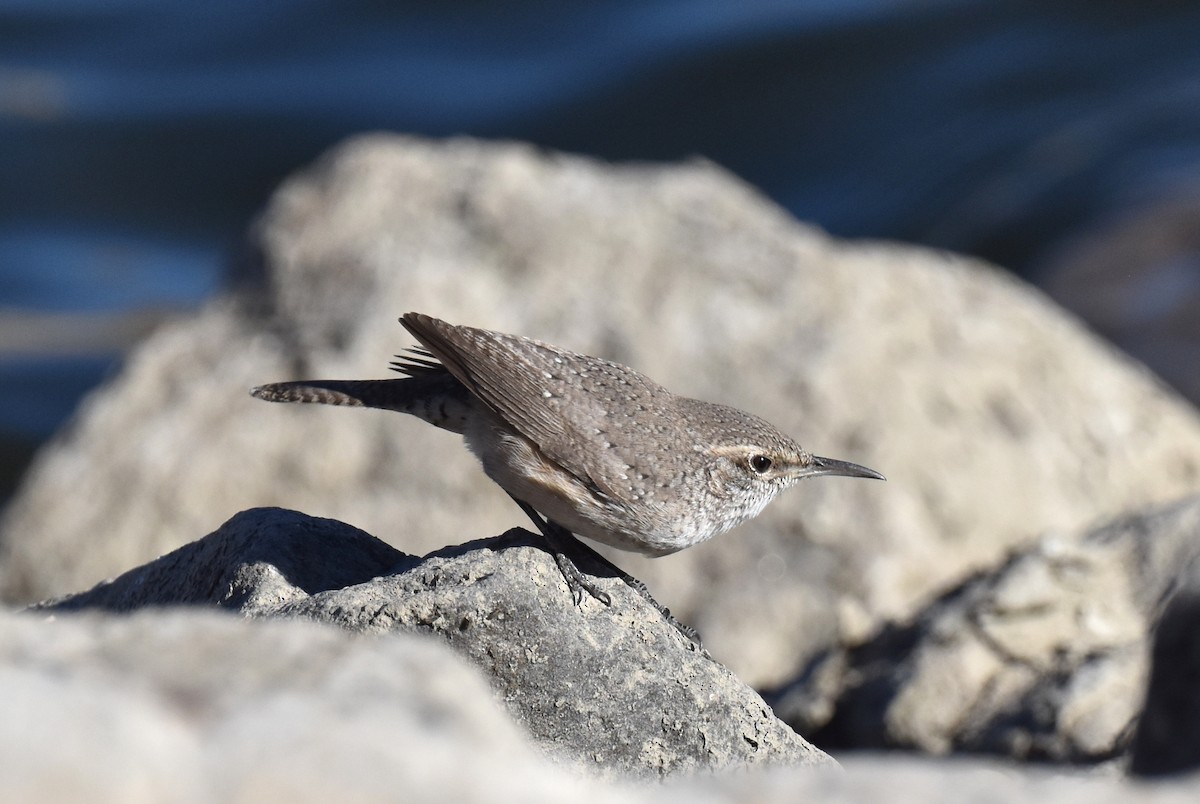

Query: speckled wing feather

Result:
[400,313,674,502]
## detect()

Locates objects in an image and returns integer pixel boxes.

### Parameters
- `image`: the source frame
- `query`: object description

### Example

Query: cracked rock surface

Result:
[42,507,833,777]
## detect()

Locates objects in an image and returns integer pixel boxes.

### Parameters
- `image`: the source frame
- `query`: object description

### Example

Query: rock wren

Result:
[252,313,883,630]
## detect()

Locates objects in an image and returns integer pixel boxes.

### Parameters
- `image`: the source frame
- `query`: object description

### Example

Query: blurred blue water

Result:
[1,224,218,308]
[0,355,114,436]
[3,1,1200,443]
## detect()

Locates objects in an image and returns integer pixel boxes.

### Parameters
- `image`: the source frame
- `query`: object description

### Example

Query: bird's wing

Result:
[400,313,669,502]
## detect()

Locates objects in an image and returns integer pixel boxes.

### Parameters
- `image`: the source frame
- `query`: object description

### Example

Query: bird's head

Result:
[690,401,884,533]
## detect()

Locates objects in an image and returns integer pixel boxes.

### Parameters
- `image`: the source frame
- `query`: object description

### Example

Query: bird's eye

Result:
[748,454,773,474]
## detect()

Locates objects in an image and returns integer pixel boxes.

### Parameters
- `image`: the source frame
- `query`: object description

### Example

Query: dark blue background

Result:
[4,1,1200,461]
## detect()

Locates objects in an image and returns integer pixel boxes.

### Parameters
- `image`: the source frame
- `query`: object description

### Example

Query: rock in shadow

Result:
[40,507,413,613]
[1130,567,1200,777]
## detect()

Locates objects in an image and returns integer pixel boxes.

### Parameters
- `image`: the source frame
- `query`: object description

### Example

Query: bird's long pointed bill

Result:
[805,455,886,481]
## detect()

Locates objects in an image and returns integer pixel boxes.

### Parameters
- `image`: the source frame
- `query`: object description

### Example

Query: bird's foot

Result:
[508,495,702,648]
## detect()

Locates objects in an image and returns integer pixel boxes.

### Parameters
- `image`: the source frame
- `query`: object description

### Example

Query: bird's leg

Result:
[510,496,624,606]
[508,496,612,605]
[508,495,702,647]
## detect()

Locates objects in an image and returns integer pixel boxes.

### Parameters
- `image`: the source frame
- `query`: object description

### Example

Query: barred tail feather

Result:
[250,376,472,433]
[250,380,384,407]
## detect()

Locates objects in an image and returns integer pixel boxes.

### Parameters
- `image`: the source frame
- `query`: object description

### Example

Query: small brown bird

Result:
[253,313,883,633]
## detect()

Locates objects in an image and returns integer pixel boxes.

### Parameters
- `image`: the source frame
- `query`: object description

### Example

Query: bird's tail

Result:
[250,375,472,434]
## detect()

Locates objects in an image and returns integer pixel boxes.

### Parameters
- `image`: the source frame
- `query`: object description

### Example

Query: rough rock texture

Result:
[43,507,832,777]
[0,607,585,804]
[776,494,1200,763]
[5,135,1200,690]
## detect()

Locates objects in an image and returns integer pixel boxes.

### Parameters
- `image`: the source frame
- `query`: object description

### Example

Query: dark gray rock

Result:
[43,507,833,777]
[1131,562,1200,777]
[44,508,413,613]
[774,494,1200,763]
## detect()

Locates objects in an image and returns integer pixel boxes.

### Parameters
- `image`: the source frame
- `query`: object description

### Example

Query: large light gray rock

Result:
[709,756,1200,804]
[777,494,1200,763]
[6,604,1198,803]
[4,135,1200,690]
[43,507,832,777]
[0,607,587,804]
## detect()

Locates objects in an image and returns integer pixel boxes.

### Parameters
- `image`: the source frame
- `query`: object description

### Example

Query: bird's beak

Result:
[799,455,886,481]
